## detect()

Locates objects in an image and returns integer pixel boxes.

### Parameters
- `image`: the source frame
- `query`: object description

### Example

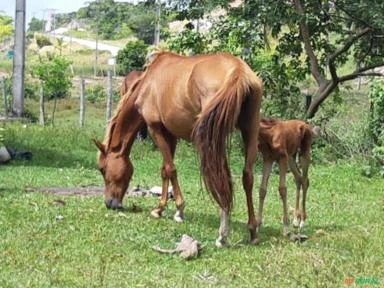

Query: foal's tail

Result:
[300,124,318,158]
[193,65,262,212]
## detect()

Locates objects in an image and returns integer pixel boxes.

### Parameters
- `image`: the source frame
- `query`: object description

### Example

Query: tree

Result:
[32,54,73,100]
[116,40,148,75]
[166,0,384,118]
[0,14,13,42]
[27,17,46,33]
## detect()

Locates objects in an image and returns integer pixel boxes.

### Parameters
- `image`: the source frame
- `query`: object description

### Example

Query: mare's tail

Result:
[193,65,262,212]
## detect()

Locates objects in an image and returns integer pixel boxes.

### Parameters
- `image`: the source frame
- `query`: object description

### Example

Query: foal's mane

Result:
[260,117,279,128]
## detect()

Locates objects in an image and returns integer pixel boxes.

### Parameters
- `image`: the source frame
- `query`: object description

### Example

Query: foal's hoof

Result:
[293,218,301,228]
[250,238,260,245]
[150,208,162,219]
[173,213,184,223]
[283,225,290,237]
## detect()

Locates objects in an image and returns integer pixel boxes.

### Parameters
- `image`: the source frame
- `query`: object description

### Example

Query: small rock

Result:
[55,215,64,221]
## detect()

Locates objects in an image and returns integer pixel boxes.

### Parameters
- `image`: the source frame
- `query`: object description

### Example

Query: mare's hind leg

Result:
[240,126,259,244]
[299,154,310,228]
[289,156,302,228]
[278,156,290,236]
[149,124,185,222]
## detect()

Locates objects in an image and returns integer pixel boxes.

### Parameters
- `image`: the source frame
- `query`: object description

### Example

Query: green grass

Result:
[0,105,383,287]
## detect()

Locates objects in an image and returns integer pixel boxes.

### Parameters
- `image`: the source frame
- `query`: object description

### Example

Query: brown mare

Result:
[120,70,147,139]
[257,118,319,235]
[94,51,263,247]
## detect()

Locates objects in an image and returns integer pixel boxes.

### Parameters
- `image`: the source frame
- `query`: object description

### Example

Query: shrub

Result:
[32,54,73,100]
[368,80,384,176]
[35,33,52,48]
[0,127,4,146]
[116,40,148,76]
[86,85,105,104]
[167,29,208,55]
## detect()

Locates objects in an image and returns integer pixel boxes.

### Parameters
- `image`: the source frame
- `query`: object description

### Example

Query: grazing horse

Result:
[257,118,319,235]
[93,51,263,247]
[119,70,147,140]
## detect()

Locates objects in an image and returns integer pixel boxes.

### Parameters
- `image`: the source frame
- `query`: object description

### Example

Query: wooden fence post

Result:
[106,70,113,124]
[2,77,7,119]
[39,81,45,126]
[80,79,85,128]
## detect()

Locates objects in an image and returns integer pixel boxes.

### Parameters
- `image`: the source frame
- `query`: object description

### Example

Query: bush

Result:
[0,127,4,146]
[35,33,52,48]
[166,29,208,55]
[368,80,384,176]
[32,54,73,100]
[86,85,105,104]
[116,40,148,76]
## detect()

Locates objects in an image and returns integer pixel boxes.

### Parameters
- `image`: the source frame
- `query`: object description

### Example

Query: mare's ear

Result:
[93,139,106,155]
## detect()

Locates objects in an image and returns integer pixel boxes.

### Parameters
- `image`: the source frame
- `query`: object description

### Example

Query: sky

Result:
[0,0,140,25]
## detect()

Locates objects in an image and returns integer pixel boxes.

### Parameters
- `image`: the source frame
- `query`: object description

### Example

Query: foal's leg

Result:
[149,125,185,222]
[279,157,289,236]
[240,128,259,244]
[299,154,310,228]
[257,158,273,232]
[289,156,302,228]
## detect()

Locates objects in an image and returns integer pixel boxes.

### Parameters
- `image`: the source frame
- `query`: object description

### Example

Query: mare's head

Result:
[93,139,133,210]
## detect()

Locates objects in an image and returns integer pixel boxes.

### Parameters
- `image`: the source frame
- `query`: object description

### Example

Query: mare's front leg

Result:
[149,124,185,222]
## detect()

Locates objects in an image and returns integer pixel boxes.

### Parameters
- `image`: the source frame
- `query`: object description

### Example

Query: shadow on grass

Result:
[4,146,97,169]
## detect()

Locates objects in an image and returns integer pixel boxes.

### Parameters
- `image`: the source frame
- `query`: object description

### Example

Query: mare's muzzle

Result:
[105,198,123,210]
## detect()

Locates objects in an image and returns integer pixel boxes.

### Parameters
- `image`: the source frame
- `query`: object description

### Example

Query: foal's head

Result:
[93,139,133,210]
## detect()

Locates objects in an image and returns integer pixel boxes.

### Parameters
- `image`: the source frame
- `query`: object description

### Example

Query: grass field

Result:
[0,100,383,287]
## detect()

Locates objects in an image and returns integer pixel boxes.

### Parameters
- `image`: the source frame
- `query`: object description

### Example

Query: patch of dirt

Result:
[25,186,104,197]
[24,185,174,198]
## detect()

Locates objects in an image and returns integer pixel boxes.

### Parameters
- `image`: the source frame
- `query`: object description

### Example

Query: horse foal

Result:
[257,118,319,235]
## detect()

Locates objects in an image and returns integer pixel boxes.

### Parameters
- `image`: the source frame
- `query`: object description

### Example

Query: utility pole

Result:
[154,0,161,46]
[94,0,100,77]
[13,0,26,117]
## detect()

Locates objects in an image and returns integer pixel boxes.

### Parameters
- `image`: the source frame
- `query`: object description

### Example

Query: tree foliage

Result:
[0,14,13,42]
[164,0,384,118]
[27,17,46,34]
[75,0,162,43]
[116,40,148,75]
[32,54,73,100]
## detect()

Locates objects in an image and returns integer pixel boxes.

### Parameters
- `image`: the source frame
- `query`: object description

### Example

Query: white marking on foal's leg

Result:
[293,217,301,228]
[150,208,163,218]
[283,224,289,236]
[299,220,305,229]
[173,203,185,223]
[215,209,230,248]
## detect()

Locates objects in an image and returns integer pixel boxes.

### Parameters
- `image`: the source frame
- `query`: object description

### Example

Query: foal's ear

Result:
[93,139,106,155]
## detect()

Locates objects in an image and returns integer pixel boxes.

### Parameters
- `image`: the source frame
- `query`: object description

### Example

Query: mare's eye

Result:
[99,168,105,175]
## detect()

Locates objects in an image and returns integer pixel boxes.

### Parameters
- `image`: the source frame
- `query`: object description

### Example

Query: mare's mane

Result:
[103,50,186,148]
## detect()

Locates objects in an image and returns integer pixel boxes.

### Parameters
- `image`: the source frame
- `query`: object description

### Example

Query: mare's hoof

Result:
[215,238,228,248]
